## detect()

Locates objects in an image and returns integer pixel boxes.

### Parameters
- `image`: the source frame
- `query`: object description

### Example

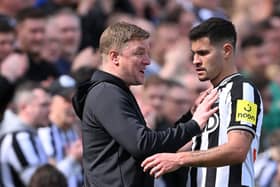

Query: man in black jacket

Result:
[0,52,28,123]
[72,22,218,187]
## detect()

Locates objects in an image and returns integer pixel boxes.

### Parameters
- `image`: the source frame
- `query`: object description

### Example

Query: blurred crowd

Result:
[0,0,280,187]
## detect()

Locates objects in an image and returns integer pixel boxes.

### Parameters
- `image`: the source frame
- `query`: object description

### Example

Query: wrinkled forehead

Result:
[121,39,150,51]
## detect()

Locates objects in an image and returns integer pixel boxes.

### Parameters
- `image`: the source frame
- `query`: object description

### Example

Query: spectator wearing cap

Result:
[38,75,83,187]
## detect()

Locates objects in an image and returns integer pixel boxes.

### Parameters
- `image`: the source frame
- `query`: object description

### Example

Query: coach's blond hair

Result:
[99,22,149,55]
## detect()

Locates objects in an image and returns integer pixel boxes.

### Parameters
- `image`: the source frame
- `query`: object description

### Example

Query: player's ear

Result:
[223,43,233,59]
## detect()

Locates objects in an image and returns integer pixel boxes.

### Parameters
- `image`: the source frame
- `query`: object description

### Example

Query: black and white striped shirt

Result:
[187,73,263,187]
[254,149,278,187]
[0,129,48,187]
[38,124,83,187]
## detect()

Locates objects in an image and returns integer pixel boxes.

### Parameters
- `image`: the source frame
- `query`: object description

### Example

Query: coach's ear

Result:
[109,50,120,65]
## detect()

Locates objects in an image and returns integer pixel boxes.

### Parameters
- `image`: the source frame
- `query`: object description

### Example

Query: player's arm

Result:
[142,129,253,178]
[178,130,253,166]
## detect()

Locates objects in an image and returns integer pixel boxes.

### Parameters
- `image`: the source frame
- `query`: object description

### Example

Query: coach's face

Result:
[191,37,225,86]
[118,39,151,86]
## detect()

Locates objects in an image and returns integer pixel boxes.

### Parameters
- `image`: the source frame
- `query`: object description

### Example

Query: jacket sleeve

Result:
[0,75,15,117]
[90,83,201,160]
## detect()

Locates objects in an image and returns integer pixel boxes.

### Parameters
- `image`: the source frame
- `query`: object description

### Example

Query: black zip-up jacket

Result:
[73,70,201,187]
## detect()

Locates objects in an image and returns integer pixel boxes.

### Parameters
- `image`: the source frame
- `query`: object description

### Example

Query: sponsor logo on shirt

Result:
[235,99,257,125]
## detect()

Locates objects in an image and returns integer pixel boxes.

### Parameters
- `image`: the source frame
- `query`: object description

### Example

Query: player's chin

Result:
[197,76,208,82]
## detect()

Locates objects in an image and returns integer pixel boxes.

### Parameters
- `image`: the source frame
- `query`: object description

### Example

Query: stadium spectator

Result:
[16,7,58,84]
[0,82,51,186]
[0,20,16,62]
[38,75,83,187]
[29,164,68,187]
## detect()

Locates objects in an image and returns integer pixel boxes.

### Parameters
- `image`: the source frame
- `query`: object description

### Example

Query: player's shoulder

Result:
[231,74,258,90]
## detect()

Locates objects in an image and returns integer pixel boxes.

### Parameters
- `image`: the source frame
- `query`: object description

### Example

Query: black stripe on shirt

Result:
[0,165,3,187]
[190,167,197,187]
[229,78,243,127]
[50,126,57,157]
[10,164,25,187]
[12,133,28,167]
[229,164,242,187]
[29,134,39,157]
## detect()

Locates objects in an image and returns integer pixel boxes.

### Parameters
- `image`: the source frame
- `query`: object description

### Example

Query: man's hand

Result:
[191,88,212,114]
[141,153,181,178]
[0,53,28,82]
[71,47,101,71]
[192,89,219,130]
[66,139,83,161]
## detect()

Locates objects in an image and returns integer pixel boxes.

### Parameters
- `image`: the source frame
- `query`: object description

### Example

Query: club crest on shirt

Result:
[205,113,219,133]
[235,99,257,125]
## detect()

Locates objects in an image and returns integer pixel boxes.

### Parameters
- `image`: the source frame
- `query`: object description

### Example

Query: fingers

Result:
[206,106,219,116]
[206,89,218,99]
[150,165,164,178]
[192,89,212,113]
[202,90,219,115]
[141,156,164,178]
[197,89,209,103]
[141,156,156,172]
[202,88,212,97]
[192,88,217,114]
[192,89,219,128]
[149,164,160,177]
[201,89,218,105]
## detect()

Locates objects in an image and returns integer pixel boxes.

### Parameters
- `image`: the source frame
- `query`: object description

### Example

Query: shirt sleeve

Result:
[227,81,262,137]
